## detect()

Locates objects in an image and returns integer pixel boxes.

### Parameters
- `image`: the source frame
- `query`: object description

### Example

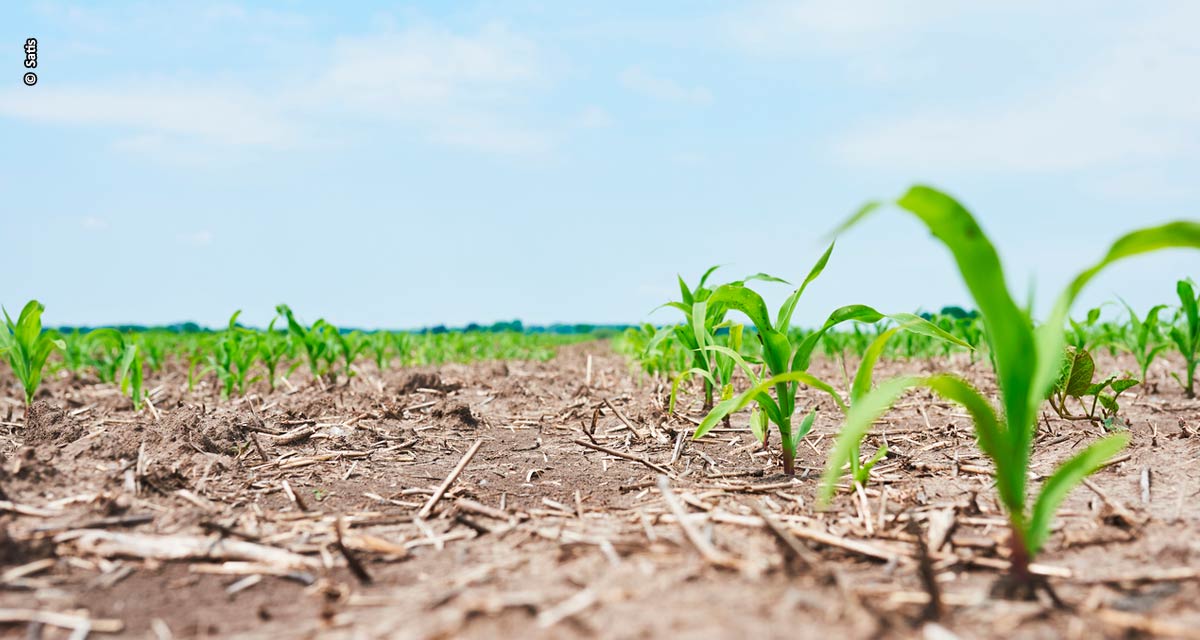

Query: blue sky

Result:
[2,1,1198,329]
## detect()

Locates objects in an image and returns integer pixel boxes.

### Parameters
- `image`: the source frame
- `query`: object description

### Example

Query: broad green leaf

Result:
[709,284,774,334]
[1026,433,1129,554]
[1061,348,1095,397]
[1110,378,1139,394]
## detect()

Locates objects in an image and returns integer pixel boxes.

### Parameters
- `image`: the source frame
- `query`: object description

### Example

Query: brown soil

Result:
[1,344,1198,639]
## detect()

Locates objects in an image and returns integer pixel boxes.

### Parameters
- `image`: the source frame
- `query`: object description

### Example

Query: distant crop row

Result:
[0,303,588,408]
[619,185,1199,593]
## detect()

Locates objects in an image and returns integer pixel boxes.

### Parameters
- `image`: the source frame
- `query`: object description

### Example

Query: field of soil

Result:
[1,342,1198,639]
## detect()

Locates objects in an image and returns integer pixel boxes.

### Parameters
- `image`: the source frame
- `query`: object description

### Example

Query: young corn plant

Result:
[1169,279,1200,397]
[657,267,786,412]
[820,185,1200,593]
[368,331,392,371]
[1116,299,1168,387]
[693,243,968,475]
[277,304,332,382]
[257,317,289,391]
[208,311,258,399]
[118,341,145,411]
[332,329,369,379]
[0,301,65,406]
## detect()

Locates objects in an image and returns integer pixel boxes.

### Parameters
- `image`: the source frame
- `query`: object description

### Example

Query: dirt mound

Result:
[432,399,479,429]
[20,401,84,446]
[397,371,460,394]
[158,406,245,456]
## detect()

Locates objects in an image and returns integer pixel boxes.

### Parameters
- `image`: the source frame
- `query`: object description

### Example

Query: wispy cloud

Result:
[726,0,927,55]
[0,83,301,147]
[832,4,1200,173]
[619,67,711,105]
[0,15,552,157]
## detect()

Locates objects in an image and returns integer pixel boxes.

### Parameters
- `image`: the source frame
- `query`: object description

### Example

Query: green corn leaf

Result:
[1026,433,1129,555]
[678,275,693,307]
[669,367,717,413]
[694,370,843,440]
[1179,280,1198,337]
[892,186,1040,472]
[699,345,762,384]
[776,241,835,333]
[709,284,774,334]
[854,443,888,486]
[851,327,900,405]
[749,406,768,442]
[761,329,792,377]
[819,376,921,504]
[782,409,818,461]
[697,265,723,290]
[740,273,791,286]
[793,304,886,372]
[695,393,780,439]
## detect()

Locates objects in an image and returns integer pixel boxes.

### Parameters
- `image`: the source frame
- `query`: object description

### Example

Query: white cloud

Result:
[0,84,301,148]
[833,4,1200,173]
[0,19,552,157]
[619,67,712,105]
[727,0,927,54]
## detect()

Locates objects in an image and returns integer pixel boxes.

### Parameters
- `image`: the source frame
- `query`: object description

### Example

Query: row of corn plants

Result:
[1,305,590,408]
[623,185,1198,592]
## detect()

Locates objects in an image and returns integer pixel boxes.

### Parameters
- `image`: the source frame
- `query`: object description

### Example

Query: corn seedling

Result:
[658,267,786,412]
[257,317,289,390]
[209,311,259,399]
[1066,306,1105,350]
[1169,279,1200,397]
[820,185,1200,592]
[693,243,968,475]
[277,304,332,381]
[118,340,144,411]
[332,329,369,378]
[1116,300,1168,387]
[0,301,65,406]
[368,332,392,371]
